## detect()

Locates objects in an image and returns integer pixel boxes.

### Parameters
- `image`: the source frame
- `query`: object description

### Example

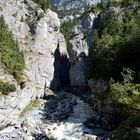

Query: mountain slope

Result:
[52,0,100,10]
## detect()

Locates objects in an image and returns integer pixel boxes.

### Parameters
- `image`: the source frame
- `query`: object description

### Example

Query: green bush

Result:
[32,0,52,10]
[0,81,16,95]
[98,68,140,126]
[121,0,136,6]
[108,68,137,107]
[56,7,82,18]
[0,16,25,85]
[60,20,74,42]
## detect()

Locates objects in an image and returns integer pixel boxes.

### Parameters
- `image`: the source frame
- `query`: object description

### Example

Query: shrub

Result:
[60,20,73,42]
[0,81,16,95]
[101,68,140,116]
[32,0,52,10]
[112,115,140,140]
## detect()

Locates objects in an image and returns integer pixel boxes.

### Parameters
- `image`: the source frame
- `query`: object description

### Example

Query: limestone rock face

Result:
[68,25,88,61]
[52,0,100,10]
[81,12,96,32]
[0,0,68,129]
[68,25,88,87]
[81,12,97,50]
[68,12,97,87]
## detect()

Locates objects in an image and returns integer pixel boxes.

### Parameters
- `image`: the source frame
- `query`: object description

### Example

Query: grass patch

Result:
[19,99,41,118]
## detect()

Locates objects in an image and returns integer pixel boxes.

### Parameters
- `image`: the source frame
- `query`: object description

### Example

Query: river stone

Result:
[45,92,77,121]
[84,116,97,128]
[23,136,33,140]
[82,134,97,140]
[92,128,106,137]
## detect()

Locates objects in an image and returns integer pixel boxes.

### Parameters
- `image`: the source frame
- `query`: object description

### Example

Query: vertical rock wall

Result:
[0,0,68,129]
[68,12,97,87]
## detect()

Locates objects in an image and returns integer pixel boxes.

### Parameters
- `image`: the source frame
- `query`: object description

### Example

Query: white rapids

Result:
[0,92,104,140]
[44,96,99,140]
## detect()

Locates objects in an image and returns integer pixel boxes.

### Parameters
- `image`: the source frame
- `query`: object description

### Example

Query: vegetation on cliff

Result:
[60,18,80,42]
[60,20,74,43]
[86,1,140,139]
[0,16,25,86]
[108,64,140,138]
[32,0,52,10]
[88,1,140,81]
[0,81,16,95]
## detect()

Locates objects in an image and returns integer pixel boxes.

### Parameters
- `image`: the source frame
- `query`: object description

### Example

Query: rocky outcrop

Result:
[50,34,70,91]
[88,79,122,130]
[0,0,68,129]
[81,11,97,50]
[68,25,88,87]
[68,12,97,87]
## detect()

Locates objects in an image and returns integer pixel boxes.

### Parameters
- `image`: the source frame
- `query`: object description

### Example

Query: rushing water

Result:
[0,92,105,140]
[44,94,100,140]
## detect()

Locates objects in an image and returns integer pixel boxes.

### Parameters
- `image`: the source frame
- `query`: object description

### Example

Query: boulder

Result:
[82,134,97,140]
[84,116,97,129]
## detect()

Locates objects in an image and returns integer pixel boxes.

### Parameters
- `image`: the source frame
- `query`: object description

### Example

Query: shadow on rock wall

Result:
[50,42,71,91]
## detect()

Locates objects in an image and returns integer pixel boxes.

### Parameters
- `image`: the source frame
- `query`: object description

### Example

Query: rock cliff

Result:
[68,11,97,87]
[0,0,68,129]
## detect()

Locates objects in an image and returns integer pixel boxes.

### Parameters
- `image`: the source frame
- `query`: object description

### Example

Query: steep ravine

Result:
[0,1,109,140]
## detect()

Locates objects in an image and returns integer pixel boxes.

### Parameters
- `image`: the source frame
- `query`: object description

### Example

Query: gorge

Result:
[0,0,140,140]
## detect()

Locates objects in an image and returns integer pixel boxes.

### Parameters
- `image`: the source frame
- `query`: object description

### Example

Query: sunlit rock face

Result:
[0,0,68,129]
[51,0,119,10]
[68,12,97,87]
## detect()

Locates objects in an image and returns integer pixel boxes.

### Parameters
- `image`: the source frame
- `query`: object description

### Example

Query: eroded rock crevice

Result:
[50,42,70,91]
